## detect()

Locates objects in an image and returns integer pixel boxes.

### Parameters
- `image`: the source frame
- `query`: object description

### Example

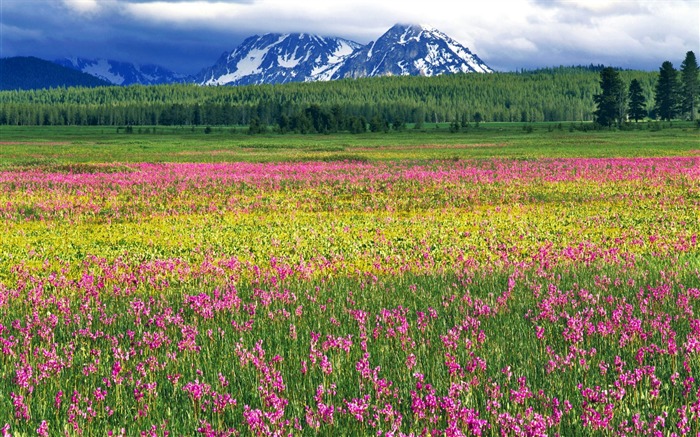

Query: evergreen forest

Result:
[0,66,663,130]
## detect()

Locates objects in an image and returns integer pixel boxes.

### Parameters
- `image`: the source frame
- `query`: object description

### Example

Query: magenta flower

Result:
[36,420,48,437]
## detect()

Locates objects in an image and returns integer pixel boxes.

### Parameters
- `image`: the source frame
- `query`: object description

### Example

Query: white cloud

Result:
[114,0,698,49]
[123,1,247,23]
[5,0,697,70]
[62,0,102,14]
[120,0,394,39]
[0,23,44,40]
[463,0,699,69]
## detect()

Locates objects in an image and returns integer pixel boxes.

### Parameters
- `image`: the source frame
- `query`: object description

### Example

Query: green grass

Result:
[1,122,698,167]
[1,121,699,435]
[2,260,698,436]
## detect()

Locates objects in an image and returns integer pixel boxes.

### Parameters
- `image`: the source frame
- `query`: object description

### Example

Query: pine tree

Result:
[594,67,625,127]
[473,112,482,127]
[627,79,646,122]
[369,114,389,132]
[680,51,699,120]
[654,61,680,121]
[460,112,469,129]
[247,116,266,135]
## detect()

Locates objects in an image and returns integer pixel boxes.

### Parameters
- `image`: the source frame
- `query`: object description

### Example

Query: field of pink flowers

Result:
[1,156,699,436]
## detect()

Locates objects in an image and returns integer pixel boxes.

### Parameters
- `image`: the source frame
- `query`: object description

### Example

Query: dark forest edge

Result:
[1,54,697,131]
[0,67,658,128]
[593,51,699,127]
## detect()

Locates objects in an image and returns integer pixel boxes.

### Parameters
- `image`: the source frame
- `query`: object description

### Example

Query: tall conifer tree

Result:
[654,61,680,121]
[680,51,699,120]
[627,79,646,122]
[594,67,625,127]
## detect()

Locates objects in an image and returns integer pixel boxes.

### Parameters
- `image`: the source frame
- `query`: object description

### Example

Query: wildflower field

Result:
[1,129,700,436]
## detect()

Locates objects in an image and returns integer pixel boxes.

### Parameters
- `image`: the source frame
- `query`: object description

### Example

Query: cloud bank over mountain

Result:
[2,0,698,73]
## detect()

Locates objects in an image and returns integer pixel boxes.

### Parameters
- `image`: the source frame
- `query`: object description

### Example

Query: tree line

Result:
[594,51,699,127]
[0,65,667,129]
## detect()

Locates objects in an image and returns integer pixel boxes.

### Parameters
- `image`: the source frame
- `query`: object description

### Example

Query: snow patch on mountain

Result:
[196,33,363,86]
[196,24,492,86]
[55,58,192,85]
[56,24,492,87]
[80,59,125,85]
[333,24,492,80]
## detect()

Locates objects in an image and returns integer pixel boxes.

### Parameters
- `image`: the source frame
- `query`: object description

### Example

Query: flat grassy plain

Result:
[1,122,698,166]
[1,123,699,436]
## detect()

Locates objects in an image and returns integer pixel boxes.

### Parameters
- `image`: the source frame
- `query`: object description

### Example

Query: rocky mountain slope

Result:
[197,24,492,86]
[55,58,191,85]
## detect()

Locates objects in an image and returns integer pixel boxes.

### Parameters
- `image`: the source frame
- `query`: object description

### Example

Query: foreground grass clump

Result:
[0,156,699,436]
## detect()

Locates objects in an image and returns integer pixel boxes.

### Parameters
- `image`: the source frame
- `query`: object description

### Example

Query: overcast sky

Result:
[1,0,698,74]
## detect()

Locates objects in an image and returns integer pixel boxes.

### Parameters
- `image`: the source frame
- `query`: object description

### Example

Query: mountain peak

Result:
[197,32,363,86]
[383,23,443,45]
[333,23,492,79]
[389,23,435,33]
[198,24,492,85]
[45,24,492,88]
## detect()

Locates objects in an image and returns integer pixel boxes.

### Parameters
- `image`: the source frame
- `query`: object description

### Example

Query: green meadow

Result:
[1,121,698,167]
[0,121,699,435]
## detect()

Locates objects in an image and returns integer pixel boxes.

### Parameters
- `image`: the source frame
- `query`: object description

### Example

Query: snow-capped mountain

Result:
[196,33,362,86]
[48,24,491,88]
[333,24,492,79]
[197,24,492,86]
[55,58,191,86]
